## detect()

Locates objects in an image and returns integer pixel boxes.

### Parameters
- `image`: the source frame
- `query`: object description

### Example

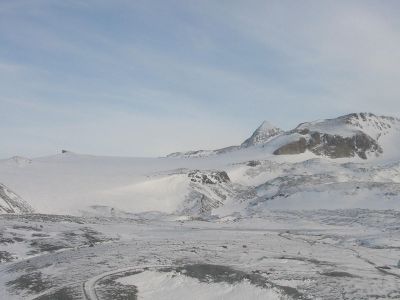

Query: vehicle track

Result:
[83,265,168,300]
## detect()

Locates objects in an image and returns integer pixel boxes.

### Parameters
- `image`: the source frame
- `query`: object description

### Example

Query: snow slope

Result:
[1,113,400,216]
[240,120,283,147]
[0,183,33,214]
[116,270,281,300]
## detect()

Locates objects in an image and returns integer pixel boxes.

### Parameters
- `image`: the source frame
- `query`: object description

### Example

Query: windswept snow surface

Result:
[1,148,400,215]
[0,148,317,215]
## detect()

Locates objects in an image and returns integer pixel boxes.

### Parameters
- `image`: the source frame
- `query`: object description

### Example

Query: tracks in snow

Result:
[83,265,168,300]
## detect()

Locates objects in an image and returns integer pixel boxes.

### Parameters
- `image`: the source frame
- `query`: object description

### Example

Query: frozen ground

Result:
[0,209,399,299]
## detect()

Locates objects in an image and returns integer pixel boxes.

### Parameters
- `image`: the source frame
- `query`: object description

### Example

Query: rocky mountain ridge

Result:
[168,113,400,160]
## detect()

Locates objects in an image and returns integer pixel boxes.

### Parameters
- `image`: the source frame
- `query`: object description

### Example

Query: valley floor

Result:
[0,209,399,299]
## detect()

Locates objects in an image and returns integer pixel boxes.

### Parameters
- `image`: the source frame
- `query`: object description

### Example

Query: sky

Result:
[1,0,400,158]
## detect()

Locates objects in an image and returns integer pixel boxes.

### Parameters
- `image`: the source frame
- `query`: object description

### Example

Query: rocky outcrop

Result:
[188,170,230,184]
[308,132,382,159]
[180,191,224,216]
[179,170,234,217]
[273,131,382,159]
[273,138,308,155]
[272,113,394,159]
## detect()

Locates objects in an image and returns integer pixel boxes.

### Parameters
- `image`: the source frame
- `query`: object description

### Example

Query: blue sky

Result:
[1,0,400,158]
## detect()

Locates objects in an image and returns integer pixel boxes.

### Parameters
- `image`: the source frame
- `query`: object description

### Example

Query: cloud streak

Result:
[1,0,400,158]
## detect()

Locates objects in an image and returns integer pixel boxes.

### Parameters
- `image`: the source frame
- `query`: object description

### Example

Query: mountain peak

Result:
[294,112,400,140]
[258,120,277,131]
[241,120,283,148]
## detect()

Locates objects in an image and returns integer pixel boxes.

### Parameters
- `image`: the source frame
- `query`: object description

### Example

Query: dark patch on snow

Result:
[7,271,52,294]
[159,264,308,299]
[247,160,261,167]
[34,286,78,300]
[96,270,139,300]
[188,170,230,184]
[321,271,359,278]
[0,251,14,263]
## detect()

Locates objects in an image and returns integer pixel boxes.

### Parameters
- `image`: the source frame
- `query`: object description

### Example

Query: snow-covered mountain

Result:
[168,113,400,160]
[1,112,400,216]
[167,120,282,158]
[271,113,400,160]
[241,121,283,147]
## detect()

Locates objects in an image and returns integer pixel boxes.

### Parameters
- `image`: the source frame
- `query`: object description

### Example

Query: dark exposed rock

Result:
[7,271,52,294]
[247,160,261,167]
[35,286,78,300]
[179,191,224,217]
[273,138,307,155]
[272,112,400,159]
[0,251,14,263]
[160,264,306,299]
[273,132,382,159]
[188,170,230,184]
[321,271,359,278]
[181,170,232,216]
[96,270,139,300]
[310,132,382,159]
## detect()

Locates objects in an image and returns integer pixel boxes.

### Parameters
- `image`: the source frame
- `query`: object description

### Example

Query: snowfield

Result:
[1,113,400,299]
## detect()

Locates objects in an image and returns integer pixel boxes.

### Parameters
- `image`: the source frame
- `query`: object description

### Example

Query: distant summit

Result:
[167,113,400,160]
[241,121,283,148]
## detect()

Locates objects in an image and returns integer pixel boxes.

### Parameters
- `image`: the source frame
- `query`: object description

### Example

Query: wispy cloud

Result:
[1,0,400,157]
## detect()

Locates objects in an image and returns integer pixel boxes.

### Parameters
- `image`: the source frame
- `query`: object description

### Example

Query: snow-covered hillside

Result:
[1,112,400,216]
[0,183,33,214]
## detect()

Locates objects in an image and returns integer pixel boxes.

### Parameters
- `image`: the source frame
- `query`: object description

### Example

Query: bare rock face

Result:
[273,138,308,155]
[181,191,224,216]
[247,160,261,167]
[272,113,392,159]
[180,170,233,217]
[308,132,382,159]
[273,132,382,159]
[188,170,230,184]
